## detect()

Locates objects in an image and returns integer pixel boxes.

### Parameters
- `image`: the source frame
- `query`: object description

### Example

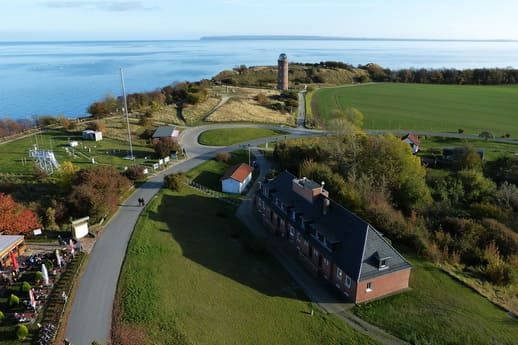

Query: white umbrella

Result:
[29,288,36,310]
[41,264,49,286]
[56,249,62,267]
[69,239,75,257]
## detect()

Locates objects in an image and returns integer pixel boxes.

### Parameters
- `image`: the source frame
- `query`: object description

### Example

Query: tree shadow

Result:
[148,193,309,301]
[191,171,221,190]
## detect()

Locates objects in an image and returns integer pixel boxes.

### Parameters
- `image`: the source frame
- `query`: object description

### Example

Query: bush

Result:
[16,324,29,340]
[164,173,186,192]
[458,128,464,134]
[215,151,232,163]
[8,294,20,307]
[20,281,31,293]
[126,165,147,180]
[35,271,43,282]
[0,310,5,323]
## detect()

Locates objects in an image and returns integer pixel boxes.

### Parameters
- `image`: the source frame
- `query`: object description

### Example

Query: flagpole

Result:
[120,68,134,160]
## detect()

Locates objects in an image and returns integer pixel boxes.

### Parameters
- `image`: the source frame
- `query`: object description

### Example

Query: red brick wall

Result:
[355,269,411,303]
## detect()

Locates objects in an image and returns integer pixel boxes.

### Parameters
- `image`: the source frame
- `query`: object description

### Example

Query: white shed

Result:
[220,163,253,194]
[82,130,103,141]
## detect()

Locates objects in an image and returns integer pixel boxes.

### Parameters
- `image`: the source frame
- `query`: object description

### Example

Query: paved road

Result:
[65,122,517,344]
[297,91,306,127]
[64,124,325,345]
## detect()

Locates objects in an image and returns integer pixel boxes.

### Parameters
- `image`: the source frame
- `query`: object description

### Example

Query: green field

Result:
[115,189,379,345]
[198,128,288,146]
[353,253,518,345]
[418,136,518,161]
[314,84,518,135]
[0,130,154,174]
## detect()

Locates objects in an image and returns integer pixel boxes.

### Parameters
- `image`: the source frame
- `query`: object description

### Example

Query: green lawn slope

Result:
[115,189,379,345]
[353,253,517,345]
[314,84,518,136]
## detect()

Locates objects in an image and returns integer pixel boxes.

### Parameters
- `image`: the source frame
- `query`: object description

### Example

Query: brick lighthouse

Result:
[277,53,288,90]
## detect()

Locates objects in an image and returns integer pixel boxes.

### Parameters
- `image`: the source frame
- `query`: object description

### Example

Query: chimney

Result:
[322,198,330,215]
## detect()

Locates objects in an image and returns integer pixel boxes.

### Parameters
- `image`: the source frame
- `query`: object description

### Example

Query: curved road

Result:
[65,125,517,344]
[65,124,324,345]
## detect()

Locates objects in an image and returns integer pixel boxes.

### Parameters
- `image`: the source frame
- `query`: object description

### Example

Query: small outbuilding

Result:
[82,130,103,141]
[0,235,26,270]
[71,216,90,240]
[152,126,179,140]
[220,163,253,194]
[401,133,420,154]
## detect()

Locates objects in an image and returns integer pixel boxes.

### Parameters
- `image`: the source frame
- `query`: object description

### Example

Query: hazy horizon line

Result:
[0,34,516,43]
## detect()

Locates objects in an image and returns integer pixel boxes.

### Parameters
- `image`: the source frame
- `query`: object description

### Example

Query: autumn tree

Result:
[0,193,41,235]
[154,137,181,158]
[67,166,131,222]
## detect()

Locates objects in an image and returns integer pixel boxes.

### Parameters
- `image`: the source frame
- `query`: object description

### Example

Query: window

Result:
[323,258,329,266]
[380,259,387,268]
[345,275,351,288]
[336,268,343,280]
[366,282,373,292]
[289,226,295,237]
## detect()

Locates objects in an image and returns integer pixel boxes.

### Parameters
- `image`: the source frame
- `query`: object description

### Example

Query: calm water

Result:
[1,39,518,119]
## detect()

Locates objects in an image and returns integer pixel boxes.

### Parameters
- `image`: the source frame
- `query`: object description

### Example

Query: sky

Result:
[1,0,517,41]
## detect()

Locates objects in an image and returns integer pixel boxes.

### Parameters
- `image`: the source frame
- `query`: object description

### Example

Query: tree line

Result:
[272,118,518,286]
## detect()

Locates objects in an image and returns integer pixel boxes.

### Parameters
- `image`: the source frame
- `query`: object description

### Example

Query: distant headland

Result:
[200,35,517,42]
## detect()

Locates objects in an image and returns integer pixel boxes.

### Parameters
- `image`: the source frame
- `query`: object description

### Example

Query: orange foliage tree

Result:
[0,193,41,235]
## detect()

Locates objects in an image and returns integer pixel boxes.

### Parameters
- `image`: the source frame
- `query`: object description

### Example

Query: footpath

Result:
[236,149,408,345]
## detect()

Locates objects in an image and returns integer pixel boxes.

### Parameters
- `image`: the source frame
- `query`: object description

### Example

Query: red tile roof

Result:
[221,163,253,183]
[402,133,419,146]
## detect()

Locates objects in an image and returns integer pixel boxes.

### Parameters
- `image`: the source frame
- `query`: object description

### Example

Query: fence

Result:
[187,181,241,207]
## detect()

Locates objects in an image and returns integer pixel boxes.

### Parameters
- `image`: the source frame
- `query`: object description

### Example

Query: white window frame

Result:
[366,282,373,292]
[345,275,351,288]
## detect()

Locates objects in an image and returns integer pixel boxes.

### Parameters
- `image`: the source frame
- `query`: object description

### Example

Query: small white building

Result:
[82,130,103,141]
[71,216,90,240]
[401,133,420,154]
[220,163,253,194]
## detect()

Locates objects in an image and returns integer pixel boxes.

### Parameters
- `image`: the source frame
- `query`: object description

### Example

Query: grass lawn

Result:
[313,83,518,136]
[114,189,380,345]
[353,253,518,345]
[0,129,154,174]
[419,136,518,161]
[198,128,288,146]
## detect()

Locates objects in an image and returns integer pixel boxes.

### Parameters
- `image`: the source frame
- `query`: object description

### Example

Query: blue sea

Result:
[1,39,518,119]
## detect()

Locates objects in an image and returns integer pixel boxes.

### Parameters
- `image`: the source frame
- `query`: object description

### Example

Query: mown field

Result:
[313,84,518,136]
[198,128,288,146]
[353,253,518,345]
[0,130,154,174]
[113,189,380,345]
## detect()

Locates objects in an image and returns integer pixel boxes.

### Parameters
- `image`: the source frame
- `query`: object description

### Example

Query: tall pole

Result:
[120,68,134,160]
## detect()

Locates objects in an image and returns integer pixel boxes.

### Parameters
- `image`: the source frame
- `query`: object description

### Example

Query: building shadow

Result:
[148,193,309,301]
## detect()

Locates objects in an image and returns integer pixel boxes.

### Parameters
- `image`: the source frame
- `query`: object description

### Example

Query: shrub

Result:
[0,310,5,323]
[164,173,185,192]
[458,128,464,134]
[484,242,513,285]
[215,151,232,162]
[20,281,31,293]
[35,271,43,282]
[16,324,29,340]
[92,341,102,345]
[254,93,269,105]
[479,130,494,140]
[8,294,20,307]
[126,165,147,180]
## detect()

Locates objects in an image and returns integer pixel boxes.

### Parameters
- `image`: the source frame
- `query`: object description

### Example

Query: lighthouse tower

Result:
[277,53,288,90]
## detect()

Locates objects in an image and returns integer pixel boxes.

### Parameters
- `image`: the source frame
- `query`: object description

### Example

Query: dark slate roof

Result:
[258,171,412,282]
[152,125,177,138]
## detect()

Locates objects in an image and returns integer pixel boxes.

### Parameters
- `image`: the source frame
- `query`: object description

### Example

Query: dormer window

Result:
[374,251,390,270]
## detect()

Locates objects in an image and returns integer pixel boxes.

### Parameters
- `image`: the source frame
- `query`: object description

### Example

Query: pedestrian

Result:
[141,198,145,206]
[137,197,143,206]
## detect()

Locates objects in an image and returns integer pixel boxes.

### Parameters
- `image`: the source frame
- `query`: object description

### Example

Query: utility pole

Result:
[120,68,134,160]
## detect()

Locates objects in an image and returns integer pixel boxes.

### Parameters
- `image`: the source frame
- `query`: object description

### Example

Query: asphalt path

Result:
[64,124,324,345]
[65,122,518,344]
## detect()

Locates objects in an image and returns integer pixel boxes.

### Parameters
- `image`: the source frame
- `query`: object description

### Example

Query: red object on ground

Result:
[10,251,19,270]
